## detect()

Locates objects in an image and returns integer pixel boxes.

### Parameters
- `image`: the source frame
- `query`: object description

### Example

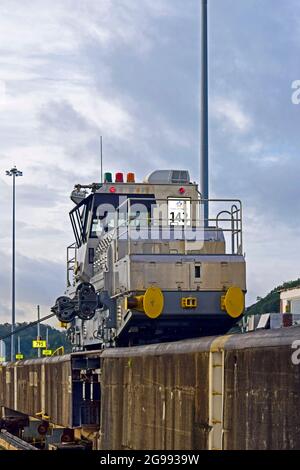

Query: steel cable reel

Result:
[77,282,98,321]
[51,296,76,323]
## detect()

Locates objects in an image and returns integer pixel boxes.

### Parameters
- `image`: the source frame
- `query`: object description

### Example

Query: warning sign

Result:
[32,340,47,349]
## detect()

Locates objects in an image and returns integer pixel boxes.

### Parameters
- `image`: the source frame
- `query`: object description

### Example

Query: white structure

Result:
[280,287,300,314]
[0,340,6,362]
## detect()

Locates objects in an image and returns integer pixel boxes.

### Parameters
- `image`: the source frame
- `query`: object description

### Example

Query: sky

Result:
[0,0,300,324]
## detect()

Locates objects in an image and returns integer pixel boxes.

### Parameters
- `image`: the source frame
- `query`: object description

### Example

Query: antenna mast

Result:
[100,135,103,184]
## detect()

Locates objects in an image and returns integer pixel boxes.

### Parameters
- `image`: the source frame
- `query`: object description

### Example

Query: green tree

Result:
[0,323,72,360]
[246,278,300,317]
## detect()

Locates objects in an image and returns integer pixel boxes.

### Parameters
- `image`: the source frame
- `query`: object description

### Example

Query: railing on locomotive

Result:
[109,197,243,256]
[67,242,77,287]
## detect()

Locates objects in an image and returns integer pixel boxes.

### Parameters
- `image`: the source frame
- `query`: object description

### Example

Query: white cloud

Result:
[0,0,190,322]
[244,207,300,304]
[250,154,289,167]
[0,0,176,59]
[212,97,252,133]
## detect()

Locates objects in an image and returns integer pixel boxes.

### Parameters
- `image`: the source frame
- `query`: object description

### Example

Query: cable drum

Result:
[77,283,98,321]
[51,296,76,323]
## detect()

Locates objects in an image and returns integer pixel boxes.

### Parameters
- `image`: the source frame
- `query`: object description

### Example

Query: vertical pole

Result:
[18,336,20,355]
[200,0,209,227]
[46,328,49,349]
[37,305,41,358]
[100,136,103,184]
[11,173,16,361]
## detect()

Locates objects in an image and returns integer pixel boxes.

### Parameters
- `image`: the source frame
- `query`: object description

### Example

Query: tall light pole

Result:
[37,305,41,358]
[6,166,23,361]
[200,0,209,226]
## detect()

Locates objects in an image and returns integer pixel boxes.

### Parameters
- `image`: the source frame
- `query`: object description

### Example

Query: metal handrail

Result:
[91,197,244,276]
[67,243,77,287]
[93,197,243,257]
[52,346,65,356]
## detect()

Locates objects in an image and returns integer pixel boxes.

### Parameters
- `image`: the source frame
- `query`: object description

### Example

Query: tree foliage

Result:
[0,322,71,360]
[246,278,300,316]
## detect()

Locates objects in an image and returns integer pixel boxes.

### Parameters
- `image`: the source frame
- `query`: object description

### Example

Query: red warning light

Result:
[179,187,186,194]
[109,186,116,193]
[115,172,124,183]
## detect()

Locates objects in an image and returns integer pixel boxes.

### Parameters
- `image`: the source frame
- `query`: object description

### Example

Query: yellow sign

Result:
[0,357,5,363]
[32,340,47,349]
[42,350,52,356]
[16,354,24,360]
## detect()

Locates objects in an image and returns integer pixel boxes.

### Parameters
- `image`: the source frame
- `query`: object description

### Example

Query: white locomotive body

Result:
[52,170,246,349]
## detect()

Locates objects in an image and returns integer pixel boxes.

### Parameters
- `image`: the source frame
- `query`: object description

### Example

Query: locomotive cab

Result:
[52,170,246,349]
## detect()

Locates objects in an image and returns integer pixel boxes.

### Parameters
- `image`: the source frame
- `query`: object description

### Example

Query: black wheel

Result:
[52,296,76,323]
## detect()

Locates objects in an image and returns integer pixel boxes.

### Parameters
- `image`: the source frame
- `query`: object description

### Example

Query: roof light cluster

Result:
[104,172,135,184]
[103,171,187,195]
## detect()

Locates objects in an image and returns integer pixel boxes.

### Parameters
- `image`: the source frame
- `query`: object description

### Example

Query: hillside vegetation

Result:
[246,278,300,316]
[0,322,71,360]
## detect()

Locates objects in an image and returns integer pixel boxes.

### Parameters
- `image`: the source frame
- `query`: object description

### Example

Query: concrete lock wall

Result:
[99,340,211,450]
[223,329,300,450]
[99,327,300,450]
[0,356,72,428]
[0,327,300,449]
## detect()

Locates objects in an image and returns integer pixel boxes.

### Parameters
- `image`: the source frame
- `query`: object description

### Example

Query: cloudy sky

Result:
[0,0,300,324]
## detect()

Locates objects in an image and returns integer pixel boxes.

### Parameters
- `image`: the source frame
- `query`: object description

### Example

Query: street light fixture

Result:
[6,166,23,361]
